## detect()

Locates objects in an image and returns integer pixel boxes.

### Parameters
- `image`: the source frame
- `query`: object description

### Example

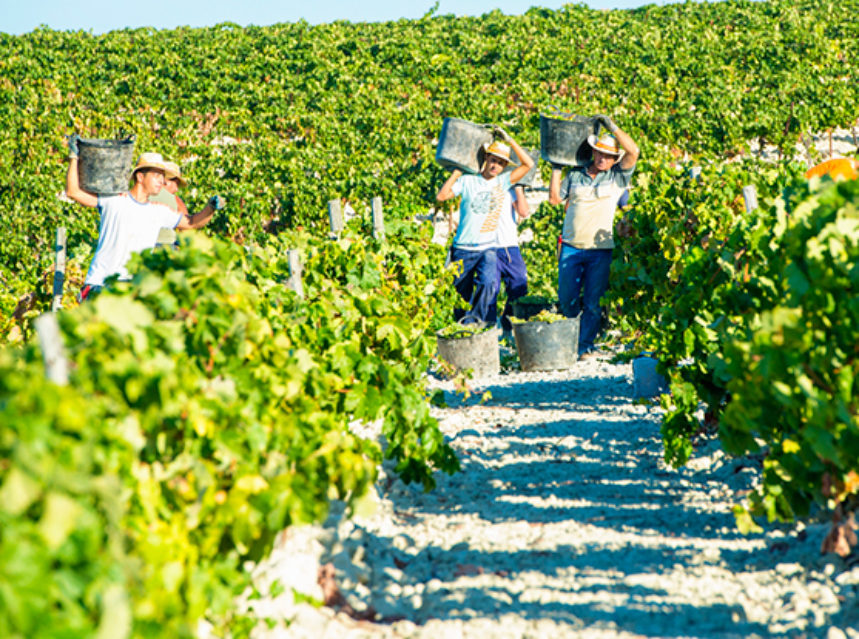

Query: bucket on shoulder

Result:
[539,108,597,168]
[77,137,136,195]
[436,327,500,378]
[435,117,494,175]
[512,316,579,372]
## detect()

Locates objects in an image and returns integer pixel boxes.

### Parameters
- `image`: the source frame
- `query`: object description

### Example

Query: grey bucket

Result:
[512,297,558,320]
[77,137,135,195]
[436,117,493,174]
[436,327,500,378]
[632,356,668,398]
[539,110,598,167]
[512,316,579,372]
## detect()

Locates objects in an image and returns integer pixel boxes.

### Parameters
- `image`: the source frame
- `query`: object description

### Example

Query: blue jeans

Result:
[450,247,499,324]
[491,246,528,331]
[557,244,612,353]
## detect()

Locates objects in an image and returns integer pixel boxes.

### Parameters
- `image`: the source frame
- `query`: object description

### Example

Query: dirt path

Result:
[239,356,859,639]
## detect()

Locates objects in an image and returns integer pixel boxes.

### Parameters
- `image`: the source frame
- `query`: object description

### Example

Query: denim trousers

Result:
[450,247,499,324]
[557,244,612,353]
[491,246,528,331]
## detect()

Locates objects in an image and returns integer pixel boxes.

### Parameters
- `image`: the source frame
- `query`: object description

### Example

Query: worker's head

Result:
[587,134,623,172]
[131,152,167,195]
[481,141,517,179]
[163,161,187,194]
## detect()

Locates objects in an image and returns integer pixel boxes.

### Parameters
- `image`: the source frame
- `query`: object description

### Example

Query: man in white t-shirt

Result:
[492,184,530,334]
[65,137,223,300]
[436,127,534,326]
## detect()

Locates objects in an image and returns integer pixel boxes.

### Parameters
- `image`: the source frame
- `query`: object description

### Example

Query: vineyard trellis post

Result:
[52,226,67,312]
[689,166,702,183]
[371,196,385,240]
[35,313,69,386]
[328,199,344,239]
[742,185,758,213]
[286,249,304,298]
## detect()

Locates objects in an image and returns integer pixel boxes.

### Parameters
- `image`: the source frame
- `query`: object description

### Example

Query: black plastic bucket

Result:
[539,112,597,167]
[436,328,500,378]
[512,298,558,320]
[78,137,135,195]
[436,118,493,174]
[512,316,579,372]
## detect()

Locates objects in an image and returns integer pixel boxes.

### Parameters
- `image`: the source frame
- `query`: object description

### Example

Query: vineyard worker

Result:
[805,157,859,181]
[549,114,639,358]
[65,136,222,301]
[492,183,531,335]
[150,160,191,246]
[437,128,535,326]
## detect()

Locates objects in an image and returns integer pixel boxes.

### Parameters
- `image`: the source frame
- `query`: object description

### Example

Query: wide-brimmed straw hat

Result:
[132,152,167,175]
[587,134,623,157]
[163,161,188,186]
[483,141,519,165]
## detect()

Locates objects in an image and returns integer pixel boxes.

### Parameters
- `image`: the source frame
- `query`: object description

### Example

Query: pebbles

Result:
[239,355,858,638]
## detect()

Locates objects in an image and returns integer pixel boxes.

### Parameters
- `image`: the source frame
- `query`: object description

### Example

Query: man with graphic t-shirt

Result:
[64,136,224,301]
[492,183,531,334]
[436,127,534,326]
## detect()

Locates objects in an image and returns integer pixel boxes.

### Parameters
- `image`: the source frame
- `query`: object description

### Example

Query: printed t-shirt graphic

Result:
[451,173,512,249]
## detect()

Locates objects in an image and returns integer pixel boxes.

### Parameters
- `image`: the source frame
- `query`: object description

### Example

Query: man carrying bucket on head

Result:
[437,127,535,327]
[65,135,224,301]
[548,114,639,358]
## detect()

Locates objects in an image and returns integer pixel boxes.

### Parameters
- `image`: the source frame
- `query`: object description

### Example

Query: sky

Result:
[2,0,672,35]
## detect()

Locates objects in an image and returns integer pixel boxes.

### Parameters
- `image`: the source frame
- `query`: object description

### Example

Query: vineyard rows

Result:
[1,0,859,636]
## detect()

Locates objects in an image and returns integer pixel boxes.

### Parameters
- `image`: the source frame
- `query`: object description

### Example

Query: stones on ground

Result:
[239,354,857,638]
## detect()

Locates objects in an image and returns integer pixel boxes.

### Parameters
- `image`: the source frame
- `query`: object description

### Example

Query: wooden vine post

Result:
[371,196,385,241]
[52,226,67,312]
[328,199,344,239]
[35,313,69,386]
[286,249,304,298]
[742,185,758,213]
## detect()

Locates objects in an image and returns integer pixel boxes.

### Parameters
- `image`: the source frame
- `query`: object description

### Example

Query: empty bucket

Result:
[632,356,668,398]
[539,110,597,167]
[436,118,493,174]
[78,137,135,195]
[512,316,579,372]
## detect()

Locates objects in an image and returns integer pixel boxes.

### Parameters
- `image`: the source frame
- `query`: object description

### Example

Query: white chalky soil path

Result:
[248,357,859,639]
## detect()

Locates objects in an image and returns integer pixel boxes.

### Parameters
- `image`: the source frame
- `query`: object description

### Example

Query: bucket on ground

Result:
[539,110,597,168]
[435,118,494,174]
[632,356,668,398]
[436,327,500,378]
[512,297,558,320]
[77,137,135,195]
[512,316,579,372]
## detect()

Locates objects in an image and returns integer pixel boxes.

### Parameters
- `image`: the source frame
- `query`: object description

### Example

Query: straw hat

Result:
[132,152,167,175]
[483,141,519,165]
[587,134,623,157]
[163,161,188,186]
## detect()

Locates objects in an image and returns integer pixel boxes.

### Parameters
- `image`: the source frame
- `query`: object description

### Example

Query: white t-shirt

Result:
[451,173,513,250]
[495,187,521,248]
[85,193,181,286]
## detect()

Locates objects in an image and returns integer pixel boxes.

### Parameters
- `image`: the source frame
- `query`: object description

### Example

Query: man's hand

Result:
[209,195,225,210]
[594,114,618,134]
[66,133,80,159]
[493,125,512,143]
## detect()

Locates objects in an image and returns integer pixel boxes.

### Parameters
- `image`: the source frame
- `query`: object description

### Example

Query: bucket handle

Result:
[543,104,573,119]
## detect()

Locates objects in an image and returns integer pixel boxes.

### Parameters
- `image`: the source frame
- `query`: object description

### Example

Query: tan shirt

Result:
[560,164,634,249]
